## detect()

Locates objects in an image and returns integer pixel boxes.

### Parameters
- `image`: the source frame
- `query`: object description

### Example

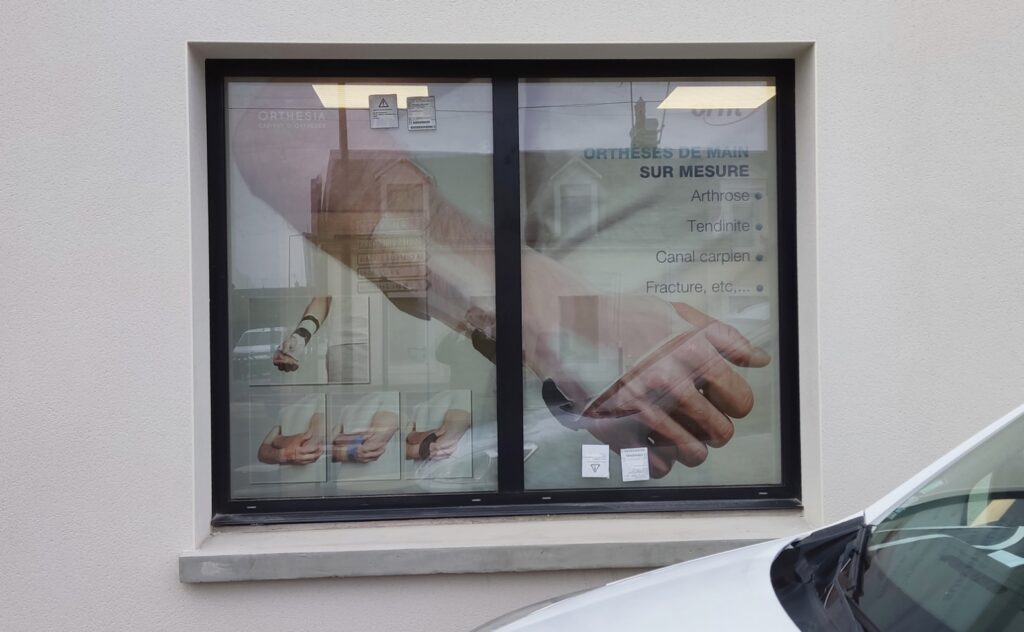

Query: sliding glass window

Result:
[207,60,798,524]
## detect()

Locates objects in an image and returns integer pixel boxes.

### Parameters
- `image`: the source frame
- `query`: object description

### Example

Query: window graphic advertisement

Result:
[209,60,798,522]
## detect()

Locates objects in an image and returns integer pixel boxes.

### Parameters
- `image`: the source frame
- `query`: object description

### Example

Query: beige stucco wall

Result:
[3,1,1023,629]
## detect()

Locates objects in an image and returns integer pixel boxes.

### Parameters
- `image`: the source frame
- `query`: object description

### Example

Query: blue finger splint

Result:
[346,435,366,461]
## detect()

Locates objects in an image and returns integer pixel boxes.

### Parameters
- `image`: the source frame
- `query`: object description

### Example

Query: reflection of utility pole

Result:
[338,101,349,162]
[630,96,659,149]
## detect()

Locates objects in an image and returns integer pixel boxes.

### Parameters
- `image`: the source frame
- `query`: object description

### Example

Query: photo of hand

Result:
[247,393,328,484]
[257,412,325,465]
[331,409,399,464]
[403,390,474,479]
[328,392,402,482]
[538,297,769,478]
[230,79,779,493]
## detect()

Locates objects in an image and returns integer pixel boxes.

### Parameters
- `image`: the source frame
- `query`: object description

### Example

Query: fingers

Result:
[644,441,677,479]
[272,350,299,372]
[704,322,771,368]
[693,351,756,419]
[261,425,283,446]
[648,336,756,419]
[671,302,770,368]
[429,441,458,459]
[290,450,322,465]
[271,429,325,464]
[658,378,735,448]
[631,400,708,467]
[356,445,386,462]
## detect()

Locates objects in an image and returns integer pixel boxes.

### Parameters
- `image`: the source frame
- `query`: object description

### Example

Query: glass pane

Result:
[519,78,783,490]
[226,78,497,500]
[858,414,1024,631]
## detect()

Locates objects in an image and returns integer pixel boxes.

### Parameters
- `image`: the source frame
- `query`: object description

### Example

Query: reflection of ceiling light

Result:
[313,84,429,109]
[657,86,776,110]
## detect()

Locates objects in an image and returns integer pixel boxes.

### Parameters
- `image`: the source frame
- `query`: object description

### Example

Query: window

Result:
[207,60,799,524]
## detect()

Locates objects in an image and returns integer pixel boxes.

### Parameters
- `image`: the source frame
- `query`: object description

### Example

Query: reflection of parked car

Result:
[232,327,288,380]
[477,404,1024,631]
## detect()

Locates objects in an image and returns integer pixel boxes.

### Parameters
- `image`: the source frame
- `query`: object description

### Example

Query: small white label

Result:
[620,447,650,482]
[989,550,1024,568]
[407,96,437,131]
[369,94,399,129]
[581,444,609,478]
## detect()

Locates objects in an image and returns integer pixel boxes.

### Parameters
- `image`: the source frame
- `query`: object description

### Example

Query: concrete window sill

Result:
[179,510,813,583]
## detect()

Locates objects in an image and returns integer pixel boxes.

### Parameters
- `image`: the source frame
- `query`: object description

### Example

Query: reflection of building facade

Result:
[311,150,433,238]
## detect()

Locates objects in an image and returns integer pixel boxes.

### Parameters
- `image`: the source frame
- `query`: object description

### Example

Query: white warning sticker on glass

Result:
[581,444,609,478]
[620,447,650,482]
[407,96,437,131]
[369,94,399,129]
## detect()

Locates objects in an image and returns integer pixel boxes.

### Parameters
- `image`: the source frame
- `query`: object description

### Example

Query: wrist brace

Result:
[294,315,321,344]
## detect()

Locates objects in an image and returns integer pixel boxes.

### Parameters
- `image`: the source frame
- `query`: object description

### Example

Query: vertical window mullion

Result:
[207,66,232,517]
[491,75,525,492]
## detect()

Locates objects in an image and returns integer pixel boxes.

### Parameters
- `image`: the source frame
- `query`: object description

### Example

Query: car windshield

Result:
[236,330,284,347]
[856,411,1024,631]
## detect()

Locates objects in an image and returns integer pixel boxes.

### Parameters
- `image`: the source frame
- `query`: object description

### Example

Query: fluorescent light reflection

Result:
[657,85,776,110]
[313,84,430,109]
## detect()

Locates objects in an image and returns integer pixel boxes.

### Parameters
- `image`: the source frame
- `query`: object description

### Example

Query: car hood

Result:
[499,537,802,631]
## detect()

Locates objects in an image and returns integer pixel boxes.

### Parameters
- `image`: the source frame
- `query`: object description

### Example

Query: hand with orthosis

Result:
[533,292,770,478]
[331,413,399,463]
[405,410,471,461]
[257,413,325,465]
[273,302,329,373]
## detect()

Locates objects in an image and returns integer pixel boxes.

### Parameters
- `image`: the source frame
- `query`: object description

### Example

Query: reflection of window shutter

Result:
[557,183,597,237]
[386,183,425,213]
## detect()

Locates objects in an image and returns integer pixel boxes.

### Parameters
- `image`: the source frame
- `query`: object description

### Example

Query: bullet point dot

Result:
[754,193,762,200]
[756,254,764,262]
[755,223,763,231]
[756,285,764,292]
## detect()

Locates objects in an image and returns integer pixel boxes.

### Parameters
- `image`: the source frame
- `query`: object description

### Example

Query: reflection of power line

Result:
[520,101,635,109]
[233,103,659,111]
[230,106,493,113]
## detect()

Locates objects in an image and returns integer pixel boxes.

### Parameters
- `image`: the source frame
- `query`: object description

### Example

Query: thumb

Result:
[670,302,770,367]
[265,425,284,446]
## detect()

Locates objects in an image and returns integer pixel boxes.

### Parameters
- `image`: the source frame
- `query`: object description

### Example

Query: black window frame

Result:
[207,58,800,526]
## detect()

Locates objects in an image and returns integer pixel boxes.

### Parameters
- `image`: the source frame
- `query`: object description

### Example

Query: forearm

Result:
[294,297,331,342]
[311,154,496,337]
[439,409,471,438]
[368,410,399,437]
[302,297,331,326]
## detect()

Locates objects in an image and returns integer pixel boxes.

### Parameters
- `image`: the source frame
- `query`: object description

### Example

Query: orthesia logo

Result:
[692,108,760,126]
[256,110,327,129]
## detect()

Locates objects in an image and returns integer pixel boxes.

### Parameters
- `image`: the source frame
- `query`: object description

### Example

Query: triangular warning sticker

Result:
[590,463,600,472]
[378,97,390,108]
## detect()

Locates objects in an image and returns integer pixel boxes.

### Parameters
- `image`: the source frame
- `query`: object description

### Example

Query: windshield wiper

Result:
[826,523,882,632]
[846,521,873,602]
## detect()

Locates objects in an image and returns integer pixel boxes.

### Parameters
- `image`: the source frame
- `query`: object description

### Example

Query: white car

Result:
[231,326,290,380]
[478,404,1024,631]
